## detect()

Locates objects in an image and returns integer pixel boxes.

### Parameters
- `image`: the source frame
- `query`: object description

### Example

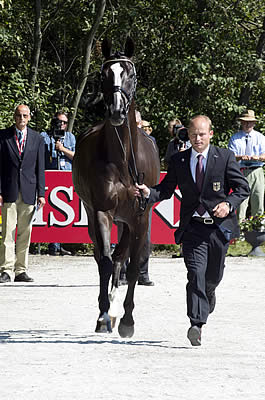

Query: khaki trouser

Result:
[0,192,34,276]
[237,167,264,222]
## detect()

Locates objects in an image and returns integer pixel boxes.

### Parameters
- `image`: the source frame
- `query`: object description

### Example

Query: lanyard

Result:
[15,131,27,155]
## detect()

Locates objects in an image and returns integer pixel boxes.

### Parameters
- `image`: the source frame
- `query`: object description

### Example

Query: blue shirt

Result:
[41,131,76,170]
[228,129,265,167]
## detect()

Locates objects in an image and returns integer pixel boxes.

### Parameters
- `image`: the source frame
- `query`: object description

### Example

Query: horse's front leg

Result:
[94,211,114,333]
[108,223,130,328]
[118,219,148,338]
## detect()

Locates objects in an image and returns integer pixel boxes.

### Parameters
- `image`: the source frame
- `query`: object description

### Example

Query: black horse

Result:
[72,37,160,337]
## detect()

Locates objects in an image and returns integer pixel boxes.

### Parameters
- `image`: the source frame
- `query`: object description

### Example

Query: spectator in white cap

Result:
[228,109,265,221]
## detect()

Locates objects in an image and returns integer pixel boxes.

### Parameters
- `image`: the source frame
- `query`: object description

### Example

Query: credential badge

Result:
[213,182,221,191]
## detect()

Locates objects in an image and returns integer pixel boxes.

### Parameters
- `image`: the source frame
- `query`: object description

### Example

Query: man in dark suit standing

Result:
[0,104,45,283]
[135,115,250,346]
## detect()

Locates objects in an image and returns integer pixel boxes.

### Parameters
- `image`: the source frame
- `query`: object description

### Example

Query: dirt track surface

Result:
[0,254,264,400]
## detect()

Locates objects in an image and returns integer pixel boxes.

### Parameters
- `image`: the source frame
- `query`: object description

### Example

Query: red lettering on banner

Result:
[29,171,179,244]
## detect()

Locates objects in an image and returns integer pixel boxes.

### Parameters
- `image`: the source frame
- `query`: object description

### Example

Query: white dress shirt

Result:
[190,146,210,217]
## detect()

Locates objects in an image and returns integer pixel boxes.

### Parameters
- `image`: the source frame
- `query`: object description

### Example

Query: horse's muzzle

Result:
[109,108,126,126]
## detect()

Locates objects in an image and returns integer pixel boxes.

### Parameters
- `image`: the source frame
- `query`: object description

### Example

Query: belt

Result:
[192,216,214,224]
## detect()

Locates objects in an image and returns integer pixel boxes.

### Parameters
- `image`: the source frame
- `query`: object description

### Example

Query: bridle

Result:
[101,56,146,212]
[101,56,137,116]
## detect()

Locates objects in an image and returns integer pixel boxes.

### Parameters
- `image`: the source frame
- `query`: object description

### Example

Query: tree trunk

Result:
[68,0,106,133]
[29,0,42,92]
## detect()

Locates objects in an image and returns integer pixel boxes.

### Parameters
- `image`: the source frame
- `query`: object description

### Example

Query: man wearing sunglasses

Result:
[41,111,75,171]
[40,111,76,256]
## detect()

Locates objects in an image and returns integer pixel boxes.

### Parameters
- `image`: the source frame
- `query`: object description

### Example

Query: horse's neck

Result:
[105,107,139,185]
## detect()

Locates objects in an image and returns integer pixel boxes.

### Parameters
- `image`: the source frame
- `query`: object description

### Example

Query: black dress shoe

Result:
[0,272,11,283]
[187,325,202,346]
[60,247,72,256]
[138,279,154,286]
[14,272,34,282]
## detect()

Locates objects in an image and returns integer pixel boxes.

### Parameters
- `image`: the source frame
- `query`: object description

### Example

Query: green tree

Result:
[0,0,264,157]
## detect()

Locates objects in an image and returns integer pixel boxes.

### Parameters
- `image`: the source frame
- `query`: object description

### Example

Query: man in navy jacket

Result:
[0,104,45,282]
[135,115,250,346]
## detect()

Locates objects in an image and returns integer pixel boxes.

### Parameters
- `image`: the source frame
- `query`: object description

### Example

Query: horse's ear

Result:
[124,37,134,58]
[102,38,112,59]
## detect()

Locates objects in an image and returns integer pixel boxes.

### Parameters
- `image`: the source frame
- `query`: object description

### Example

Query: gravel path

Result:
[0,254,264,400]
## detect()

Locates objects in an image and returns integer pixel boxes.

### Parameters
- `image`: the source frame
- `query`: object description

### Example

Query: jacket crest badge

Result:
[213,182,221,191]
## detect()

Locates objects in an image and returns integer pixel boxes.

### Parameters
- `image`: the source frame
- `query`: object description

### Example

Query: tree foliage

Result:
[0,0,264,158]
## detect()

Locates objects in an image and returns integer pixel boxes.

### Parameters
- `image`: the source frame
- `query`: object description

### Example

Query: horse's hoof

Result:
[118,321,134,338]
[110,316,117,329]
[95,312,112,333]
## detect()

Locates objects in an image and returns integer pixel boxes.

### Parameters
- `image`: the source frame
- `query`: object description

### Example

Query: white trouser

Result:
[0,192,34,276]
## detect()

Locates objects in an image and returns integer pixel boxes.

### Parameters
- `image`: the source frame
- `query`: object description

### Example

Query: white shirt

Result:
[190,146,210,217]
[228,128,265,167]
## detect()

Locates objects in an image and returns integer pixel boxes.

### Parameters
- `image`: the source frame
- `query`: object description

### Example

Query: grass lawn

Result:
[153,240,265,258]
[227,239,265,257]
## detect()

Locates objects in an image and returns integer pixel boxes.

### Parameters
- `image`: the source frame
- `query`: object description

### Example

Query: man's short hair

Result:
[188,115,212,131]
[54,110,68,119]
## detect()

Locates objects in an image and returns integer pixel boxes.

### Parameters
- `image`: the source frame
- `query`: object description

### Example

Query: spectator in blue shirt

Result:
[41,112,75,171]
[41,111,76,256]
[228,109,265,222]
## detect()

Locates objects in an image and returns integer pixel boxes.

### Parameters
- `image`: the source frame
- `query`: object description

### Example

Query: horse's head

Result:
[101,37,137,126]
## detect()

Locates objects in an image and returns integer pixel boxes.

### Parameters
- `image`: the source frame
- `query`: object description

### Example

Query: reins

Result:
[114,118,146,212]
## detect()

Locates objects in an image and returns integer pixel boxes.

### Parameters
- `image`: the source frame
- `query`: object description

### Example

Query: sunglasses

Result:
[59,120,68,125]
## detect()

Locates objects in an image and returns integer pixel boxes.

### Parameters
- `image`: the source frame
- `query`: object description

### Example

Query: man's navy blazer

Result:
[149,145,250,243]
[0,126,45,205]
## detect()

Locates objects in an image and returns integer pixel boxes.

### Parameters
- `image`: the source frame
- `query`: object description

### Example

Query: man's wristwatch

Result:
[225,201,233,212]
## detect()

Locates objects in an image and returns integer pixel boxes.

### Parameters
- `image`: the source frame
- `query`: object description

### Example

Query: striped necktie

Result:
[17,131,23,145]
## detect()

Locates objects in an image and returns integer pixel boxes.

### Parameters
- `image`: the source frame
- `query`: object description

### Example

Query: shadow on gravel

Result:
[0,330,189,349]
[0,284,98,288]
